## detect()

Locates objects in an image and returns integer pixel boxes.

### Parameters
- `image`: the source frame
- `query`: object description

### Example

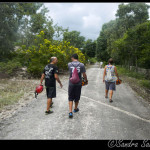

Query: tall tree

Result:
[83,39,96,58]
[0,2,43,56]
[63,30,85,49]
[116,3,150,31]
[96,2,150,66]
[18,5,54,47]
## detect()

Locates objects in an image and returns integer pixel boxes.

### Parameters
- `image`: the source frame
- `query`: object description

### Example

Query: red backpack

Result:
[70,63,80,84]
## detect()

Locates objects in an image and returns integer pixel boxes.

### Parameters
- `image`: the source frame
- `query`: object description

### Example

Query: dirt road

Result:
[1,64,150,139]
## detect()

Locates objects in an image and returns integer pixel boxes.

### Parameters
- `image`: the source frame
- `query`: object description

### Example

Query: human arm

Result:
[54,74,63,88]
[82,64,87,82]
[83,72,87,82]
[103,66,106,82]
[40,73,45,85]
[114,66,119,80]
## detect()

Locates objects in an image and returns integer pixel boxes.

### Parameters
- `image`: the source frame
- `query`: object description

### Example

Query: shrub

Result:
[0,58,22,75]
[89,57,97,64]
[17,31,86,77]
[117,66,145,80]
[139,80,150,89]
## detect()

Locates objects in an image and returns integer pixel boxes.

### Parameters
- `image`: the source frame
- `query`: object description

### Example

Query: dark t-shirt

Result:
[43,64,58,87]
[68,61,86,86]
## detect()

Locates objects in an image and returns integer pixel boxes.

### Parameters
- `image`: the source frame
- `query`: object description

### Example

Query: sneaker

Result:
[109,99,113,103]
[45,110,53,115]
[50,102,53,108]
[69,112,73,118]
[73,108,79,113]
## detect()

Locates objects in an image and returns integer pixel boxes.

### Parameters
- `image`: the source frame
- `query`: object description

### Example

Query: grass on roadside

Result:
[0,79,38,112]
[117,66,150,90]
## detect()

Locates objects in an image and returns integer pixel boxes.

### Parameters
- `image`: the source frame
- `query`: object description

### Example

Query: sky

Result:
[44,3,150,41]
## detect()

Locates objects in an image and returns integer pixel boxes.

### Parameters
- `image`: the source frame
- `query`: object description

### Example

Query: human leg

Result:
[109,82,116,102]
[68,85,75,118]
[105,81,109,98]
[47,98,52,111]
[105,89,108,98]
[69,101,73,113]
[109,90,113,100]
[73,85,81,112]
[74,101,79,110]
[45,87,55,114]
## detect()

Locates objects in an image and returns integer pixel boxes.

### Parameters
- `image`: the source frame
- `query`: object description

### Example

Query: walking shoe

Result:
[73,108,79,113]
[50,102,53,108]
[109,99,113,103]
[69,112,73,118]
[45,110,53,115]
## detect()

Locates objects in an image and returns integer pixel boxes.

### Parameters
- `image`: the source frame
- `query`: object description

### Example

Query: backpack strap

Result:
[71,62,80,68]
[107,64,112,69]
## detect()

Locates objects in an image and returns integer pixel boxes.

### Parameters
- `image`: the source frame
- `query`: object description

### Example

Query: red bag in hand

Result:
[70,64,80,84]
[35,85,43,99]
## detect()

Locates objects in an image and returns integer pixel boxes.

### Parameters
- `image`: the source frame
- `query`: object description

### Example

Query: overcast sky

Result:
[44,3,150,41]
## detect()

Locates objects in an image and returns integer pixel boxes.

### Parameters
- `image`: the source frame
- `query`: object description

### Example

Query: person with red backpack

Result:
[68,54,87,118]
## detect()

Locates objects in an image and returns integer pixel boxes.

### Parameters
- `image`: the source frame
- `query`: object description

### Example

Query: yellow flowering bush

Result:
[17,31,86,77]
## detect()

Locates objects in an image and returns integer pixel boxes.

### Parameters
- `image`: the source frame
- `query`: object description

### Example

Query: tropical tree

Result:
[63,30,85,49]
[0,3,43,57]
[82,39,96,58]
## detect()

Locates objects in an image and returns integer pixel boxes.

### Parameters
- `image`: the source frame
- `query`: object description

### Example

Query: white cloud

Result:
[44,3,121,40]
[83,14,101,28]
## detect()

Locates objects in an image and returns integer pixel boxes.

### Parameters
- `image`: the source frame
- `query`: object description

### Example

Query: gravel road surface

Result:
[0,64,150,139]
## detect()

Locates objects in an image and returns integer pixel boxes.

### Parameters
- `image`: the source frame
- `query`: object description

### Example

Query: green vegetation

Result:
[117,66,150,89]
[0,59,22,75]
[117,66,145,79]
[0,79,38,111]
[0,2,150,110]
[139,80,150,89]
[0,3,97,78]
[0,2,100,79]
[88,57,97,64]
[63,30,85,49]
[96,3,150,69]
[0,3,43,57]
[16,31,86,77]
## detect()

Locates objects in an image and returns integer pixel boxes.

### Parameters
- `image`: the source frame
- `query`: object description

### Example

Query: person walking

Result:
[103,58,119,102]
[40,57,63,114]
[68,54,87,118]
[100,61,103,69]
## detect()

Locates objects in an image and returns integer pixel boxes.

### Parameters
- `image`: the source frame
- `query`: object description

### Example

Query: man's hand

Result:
[60,83,63,88]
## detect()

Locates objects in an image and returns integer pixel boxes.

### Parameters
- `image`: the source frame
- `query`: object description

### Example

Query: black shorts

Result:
[46,87,56,98]
[68,85,82,102]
